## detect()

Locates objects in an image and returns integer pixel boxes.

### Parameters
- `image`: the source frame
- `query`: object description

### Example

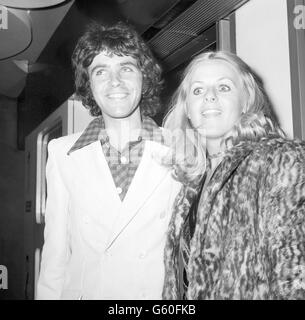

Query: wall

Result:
[235,0,293,137]
[0,95,24,299]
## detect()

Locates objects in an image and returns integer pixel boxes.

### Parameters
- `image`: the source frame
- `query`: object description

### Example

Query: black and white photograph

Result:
[0,0,305,307]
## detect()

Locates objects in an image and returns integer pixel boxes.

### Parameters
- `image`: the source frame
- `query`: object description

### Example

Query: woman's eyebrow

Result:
[190,80,205,85]
[217,77,235,82]
[190,77,235,85]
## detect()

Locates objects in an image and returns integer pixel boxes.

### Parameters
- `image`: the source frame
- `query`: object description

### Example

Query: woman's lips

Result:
[201,109,222,117]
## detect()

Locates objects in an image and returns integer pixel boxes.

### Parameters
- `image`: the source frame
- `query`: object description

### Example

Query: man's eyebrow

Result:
[89,61,138,74]
[89,64,107,75]
[119,61,139,67]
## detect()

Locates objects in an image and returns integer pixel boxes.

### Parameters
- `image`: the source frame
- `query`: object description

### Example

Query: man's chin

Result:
[108,108,140,119]
[103,112,136,120]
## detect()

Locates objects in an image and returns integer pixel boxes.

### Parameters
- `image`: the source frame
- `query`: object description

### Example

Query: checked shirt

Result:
[67,116,164,200]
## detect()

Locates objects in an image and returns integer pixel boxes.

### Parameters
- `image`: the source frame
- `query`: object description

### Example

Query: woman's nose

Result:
[204,87,217,102]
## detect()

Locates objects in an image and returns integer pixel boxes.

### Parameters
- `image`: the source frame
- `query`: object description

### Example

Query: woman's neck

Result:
[207,138,223,154]
[206,139,225,171]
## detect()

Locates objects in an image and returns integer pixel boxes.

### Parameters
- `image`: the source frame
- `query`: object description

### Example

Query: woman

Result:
[162,51,305,300]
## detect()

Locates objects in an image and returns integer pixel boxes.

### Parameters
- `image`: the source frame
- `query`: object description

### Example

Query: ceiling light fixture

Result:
[0,7,32,60]
[0,0,67,9]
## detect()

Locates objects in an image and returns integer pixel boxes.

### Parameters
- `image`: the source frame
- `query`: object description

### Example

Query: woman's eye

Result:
[218,84,230,92]
[193,87,204,95]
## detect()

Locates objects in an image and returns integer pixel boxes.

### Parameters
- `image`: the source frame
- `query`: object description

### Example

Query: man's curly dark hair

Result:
[71,21,163,117]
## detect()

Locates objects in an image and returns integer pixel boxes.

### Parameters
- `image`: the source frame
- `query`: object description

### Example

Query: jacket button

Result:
[116,187,122,195]
[120,156,128,164]
[139,252,146,259]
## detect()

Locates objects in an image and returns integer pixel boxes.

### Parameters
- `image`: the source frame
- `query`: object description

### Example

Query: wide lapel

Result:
[91,140,123,204]
[69,140,123,229]
[106,141,171,250]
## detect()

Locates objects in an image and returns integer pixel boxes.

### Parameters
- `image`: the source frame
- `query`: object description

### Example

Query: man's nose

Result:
[109,71,121,87]
[204,87,217,103]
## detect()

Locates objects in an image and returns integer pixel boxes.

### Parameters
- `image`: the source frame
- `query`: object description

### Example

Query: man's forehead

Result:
[89,50,139,68]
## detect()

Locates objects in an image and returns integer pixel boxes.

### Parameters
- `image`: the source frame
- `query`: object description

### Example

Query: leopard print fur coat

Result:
[163,137,305,300]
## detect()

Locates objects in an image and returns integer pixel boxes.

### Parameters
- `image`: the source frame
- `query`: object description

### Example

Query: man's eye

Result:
[122,66,132,72]
[193,87,204,95]
[218,84,231,92]
[96,69,106,76]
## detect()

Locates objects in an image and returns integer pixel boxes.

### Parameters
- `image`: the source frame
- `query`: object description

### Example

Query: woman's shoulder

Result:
[252,136,305,159]
[248,137,305,171]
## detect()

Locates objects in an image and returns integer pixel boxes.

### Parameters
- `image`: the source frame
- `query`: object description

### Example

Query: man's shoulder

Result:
[48,131,83,154]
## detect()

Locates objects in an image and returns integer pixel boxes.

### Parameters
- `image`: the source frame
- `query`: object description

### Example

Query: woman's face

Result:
[186,59,245,143]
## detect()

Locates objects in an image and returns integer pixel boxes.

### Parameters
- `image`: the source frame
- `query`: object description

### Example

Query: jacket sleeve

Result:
[36,139,70,300]
[265,143,305,299]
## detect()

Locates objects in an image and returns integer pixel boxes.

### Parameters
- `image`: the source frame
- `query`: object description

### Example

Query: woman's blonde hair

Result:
[163,51,285,183]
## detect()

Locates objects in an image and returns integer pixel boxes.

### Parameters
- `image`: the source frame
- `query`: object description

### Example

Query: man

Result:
[36,21,181,300]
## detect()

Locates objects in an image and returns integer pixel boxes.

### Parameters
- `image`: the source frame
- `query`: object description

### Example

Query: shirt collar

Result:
[67,115,164,155]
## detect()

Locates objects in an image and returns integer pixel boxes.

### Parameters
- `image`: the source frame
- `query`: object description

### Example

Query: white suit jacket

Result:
[37,132,181,300]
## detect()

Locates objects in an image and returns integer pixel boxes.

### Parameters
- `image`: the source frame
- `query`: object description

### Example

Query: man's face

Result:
[88,51,143,120]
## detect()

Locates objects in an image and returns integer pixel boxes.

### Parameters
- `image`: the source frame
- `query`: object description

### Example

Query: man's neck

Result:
[103,111,142,151]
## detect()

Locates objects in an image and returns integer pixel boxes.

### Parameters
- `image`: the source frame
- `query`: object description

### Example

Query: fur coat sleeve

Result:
[262,141,305,299]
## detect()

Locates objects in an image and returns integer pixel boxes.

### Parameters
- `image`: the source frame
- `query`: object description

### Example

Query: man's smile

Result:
[107,92,129,99]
